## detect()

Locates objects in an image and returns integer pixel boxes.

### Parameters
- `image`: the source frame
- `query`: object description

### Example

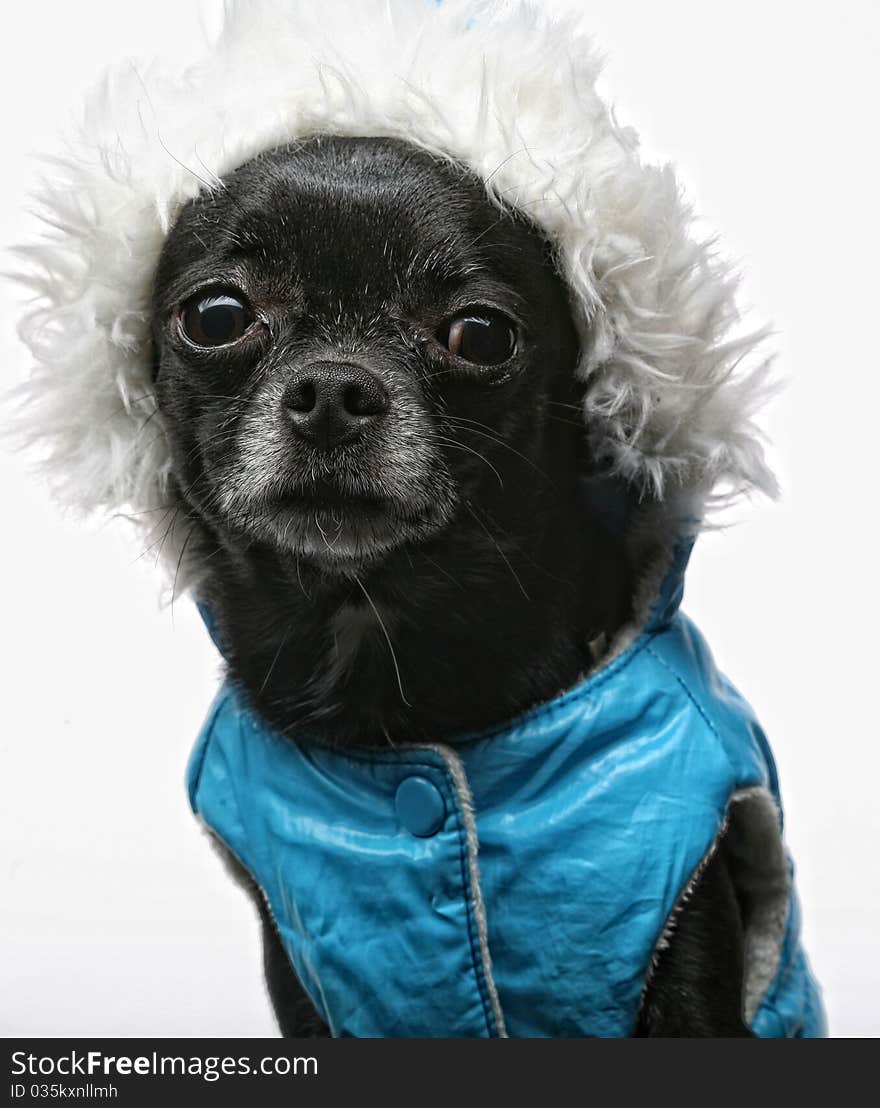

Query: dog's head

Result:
[151,136,581,572]
[18,0,776,615]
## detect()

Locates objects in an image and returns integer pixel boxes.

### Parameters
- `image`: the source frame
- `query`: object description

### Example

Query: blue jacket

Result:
[187,560,825,1037]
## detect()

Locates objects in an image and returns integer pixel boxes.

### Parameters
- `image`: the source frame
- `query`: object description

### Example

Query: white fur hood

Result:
[12,0,777,589]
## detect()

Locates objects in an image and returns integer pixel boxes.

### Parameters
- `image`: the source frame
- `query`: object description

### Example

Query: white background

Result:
[1,0,878,1037]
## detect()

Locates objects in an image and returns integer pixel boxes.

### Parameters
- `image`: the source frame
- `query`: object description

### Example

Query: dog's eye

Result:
[178,290,253,348]
[440,309,517,366]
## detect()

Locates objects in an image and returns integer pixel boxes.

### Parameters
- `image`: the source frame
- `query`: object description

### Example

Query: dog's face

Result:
[152,137,580,573]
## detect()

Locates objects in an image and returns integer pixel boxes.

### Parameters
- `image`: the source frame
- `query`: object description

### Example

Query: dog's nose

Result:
[282,362,389,450]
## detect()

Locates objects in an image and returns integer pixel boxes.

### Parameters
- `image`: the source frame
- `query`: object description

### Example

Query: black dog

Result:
[151,136,751,1037]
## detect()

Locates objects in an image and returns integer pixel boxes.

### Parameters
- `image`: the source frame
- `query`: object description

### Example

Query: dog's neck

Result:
[195,480,632,748]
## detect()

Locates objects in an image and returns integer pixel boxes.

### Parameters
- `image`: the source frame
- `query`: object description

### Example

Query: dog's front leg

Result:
[254,894,331,1038]
[634,828,754,1038]
[209,838,331,1037]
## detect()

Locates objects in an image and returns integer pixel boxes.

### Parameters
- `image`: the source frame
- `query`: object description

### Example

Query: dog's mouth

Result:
[276,480,390,516]
[226,478,447,565]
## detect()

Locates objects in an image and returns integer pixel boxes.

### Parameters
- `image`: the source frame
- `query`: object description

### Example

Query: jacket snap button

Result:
[395,776,446,837]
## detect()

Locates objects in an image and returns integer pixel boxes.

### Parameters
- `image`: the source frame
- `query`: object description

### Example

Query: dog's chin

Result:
[233,492,449,571]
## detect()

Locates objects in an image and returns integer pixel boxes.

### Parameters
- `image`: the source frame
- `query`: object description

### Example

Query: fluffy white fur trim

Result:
[11,0,777,586]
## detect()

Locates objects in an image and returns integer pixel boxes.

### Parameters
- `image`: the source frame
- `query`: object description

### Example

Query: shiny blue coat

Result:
[187,562,825,1037]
